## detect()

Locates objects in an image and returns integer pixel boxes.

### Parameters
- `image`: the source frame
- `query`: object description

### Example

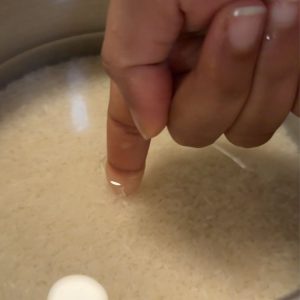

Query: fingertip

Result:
[105,162,144,196]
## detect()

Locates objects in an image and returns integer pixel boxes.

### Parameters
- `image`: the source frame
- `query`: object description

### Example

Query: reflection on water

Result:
[213,144,248,169]
[66,64,90,132]
[70,94,89,132]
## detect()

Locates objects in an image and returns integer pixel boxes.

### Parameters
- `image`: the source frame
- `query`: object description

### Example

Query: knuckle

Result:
[267,66,296,83]
[108,111,141,137]
[168,126,217,148]
[201,62,248,100]
[225,132,273,148]
[101,48,124,78]
[214,78,246,100]
[101,51,115,75]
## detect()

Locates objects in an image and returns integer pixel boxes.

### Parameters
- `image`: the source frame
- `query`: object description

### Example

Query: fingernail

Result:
[270,0,299,29]
[229,6,266,52]
[129,108,151,140]
[105,162,144,196]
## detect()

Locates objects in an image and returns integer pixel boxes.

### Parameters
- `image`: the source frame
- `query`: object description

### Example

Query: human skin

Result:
[101,0,300,195]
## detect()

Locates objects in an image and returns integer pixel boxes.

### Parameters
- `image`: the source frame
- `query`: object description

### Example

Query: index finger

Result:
[106,81,150,195]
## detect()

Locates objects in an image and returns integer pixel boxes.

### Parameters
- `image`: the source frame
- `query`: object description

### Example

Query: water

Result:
[0,57,299,300]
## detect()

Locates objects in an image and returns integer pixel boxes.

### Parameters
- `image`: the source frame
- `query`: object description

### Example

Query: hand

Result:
[101,0,300,195]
